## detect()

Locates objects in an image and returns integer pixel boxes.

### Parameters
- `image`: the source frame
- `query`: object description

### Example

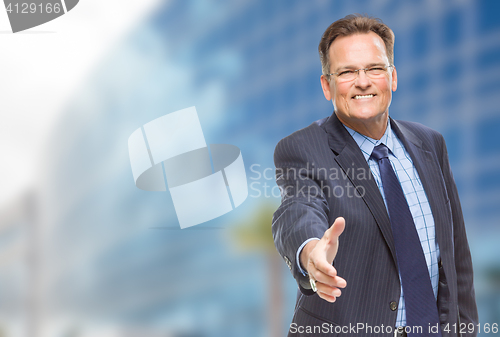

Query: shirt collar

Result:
[343,121,395,162]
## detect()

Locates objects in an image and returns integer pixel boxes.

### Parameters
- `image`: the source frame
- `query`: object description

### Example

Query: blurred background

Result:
[0,0,499,336]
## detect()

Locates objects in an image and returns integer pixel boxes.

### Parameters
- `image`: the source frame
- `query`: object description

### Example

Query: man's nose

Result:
[355,69,371,88]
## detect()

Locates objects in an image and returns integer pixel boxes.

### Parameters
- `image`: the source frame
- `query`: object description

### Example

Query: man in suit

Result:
[272,15,478,336]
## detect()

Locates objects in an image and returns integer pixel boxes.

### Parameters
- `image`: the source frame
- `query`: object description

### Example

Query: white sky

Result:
[0,0,162,208]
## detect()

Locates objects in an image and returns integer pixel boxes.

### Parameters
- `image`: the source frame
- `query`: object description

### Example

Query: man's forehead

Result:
[329,32,388,66]
[330,32,385,52]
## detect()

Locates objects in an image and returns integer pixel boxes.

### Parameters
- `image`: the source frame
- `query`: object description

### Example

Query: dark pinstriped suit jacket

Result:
[272,113,478,336]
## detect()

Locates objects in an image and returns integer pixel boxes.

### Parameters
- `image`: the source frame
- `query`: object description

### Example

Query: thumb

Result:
[323,217,345,265]
[325,217,345,241]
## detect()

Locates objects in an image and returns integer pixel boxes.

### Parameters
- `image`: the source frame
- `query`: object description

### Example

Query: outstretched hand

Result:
[301,217,347,302]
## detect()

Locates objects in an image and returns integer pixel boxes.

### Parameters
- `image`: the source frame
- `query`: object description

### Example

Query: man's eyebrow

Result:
[366,62,387,67]
[335,63,387,72]
[334,65,356,72]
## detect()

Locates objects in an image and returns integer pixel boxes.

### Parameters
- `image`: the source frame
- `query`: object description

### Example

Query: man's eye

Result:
[339,70,355,76]
[367,67,385,73]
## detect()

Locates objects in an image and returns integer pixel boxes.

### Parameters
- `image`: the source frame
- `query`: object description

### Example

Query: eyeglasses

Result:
[326,65,394,82]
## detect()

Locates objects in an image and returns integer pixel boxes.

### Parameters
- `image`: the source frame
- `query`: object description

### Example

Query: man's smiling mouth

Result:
[353,94,375,99]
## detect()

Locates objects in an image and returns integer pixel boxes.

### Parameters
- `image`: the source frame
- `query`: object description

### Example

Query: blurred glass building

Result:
[0,0,499,336]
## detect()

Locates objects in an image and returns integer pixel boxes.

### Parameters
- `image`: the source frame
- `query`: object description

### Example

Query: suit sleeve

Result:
[272,135,330,295]
[438,134,479,327]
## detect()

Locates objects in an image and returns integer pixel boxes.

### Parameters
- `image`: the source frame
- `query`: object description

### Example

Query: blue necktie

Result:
[371,144,441,336]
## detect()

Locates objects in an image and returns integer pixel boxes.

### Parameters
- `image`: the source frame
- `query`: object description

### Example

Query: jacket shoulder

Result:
[395,119,443,139]
[275,118,330,151]
[394,119,445,147]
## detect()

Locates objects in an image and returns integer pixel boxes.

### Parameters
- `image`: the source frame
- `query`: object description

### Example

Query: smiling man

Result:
[272,15,478,337]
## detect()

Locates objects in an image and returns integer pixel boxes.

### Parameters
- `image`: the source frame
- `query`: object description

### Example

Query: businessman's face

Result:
[320,32,397,137]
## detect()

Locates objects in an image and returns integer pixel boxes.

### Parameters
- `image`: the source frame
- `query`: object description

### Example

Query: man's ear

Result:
[391,66,398,92]
[320,75,333,101]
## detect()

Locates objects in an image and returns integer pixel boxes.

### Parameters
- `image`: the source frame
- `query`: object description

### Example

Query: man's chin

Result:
[348,110,388,122]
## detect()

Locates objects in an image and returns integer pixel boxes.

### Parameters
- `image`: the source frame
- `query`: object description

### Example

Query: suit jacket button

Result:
[390,301,398,311]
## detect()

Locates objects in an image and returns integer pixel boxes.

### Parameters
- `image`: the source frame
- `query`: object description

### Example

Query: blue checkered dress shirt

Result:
[345,122,440,327]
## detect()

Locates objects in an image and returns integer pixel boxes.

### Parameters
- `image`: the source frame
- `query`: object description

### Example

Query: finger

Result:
[334,276,347,288]
[311,268,346,289]
[310,258,337,277]
[313,272,347,289]
[318,292,337,303]
[315,282,342,299]
[317,283,342,298]
[310,268,335,286]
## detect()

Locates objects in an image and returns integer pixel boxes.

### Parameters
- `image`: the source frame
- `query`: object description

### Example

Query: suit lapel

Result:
[391,119,451,256]
[323,114,397,266]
